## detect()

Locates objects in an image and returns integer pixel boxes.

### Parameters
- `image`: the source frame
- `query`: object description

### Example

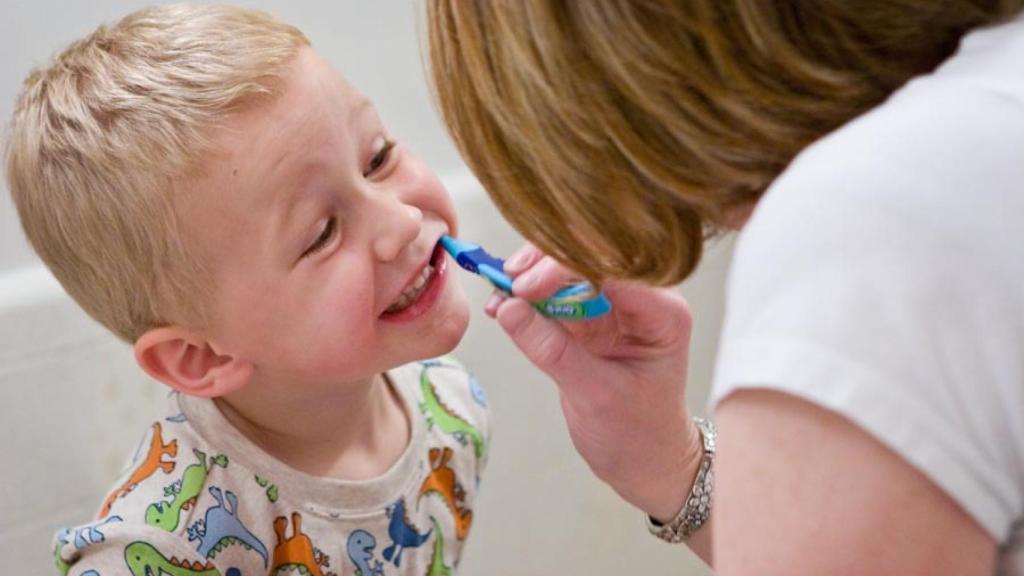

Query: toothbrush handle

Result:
[535,282,612,320]
[475,256,612,320]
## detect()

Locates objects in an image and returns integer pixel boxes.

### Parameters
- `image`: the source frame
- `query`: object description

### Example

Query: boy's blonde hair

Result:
[427,0,1024,285]
[4,4,309,343]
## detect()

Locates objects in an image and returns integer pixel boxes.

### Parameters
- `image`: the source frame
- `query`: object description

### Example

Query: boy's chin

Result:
[426,298,471,356]
[386,287,470,367]
[409,298,470,366]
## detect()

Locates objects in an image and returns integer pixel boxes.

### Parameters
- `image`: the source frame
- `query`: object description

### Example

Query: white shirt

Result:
[710,13,1024,575]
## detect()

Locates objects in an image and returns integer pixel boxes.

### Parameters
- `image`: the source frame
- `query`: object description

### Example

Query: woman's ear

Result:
[134,327,253,398]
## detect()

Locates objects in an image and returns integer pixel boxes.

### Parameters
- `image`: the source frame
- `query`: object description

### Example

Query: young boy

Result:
[5,5,489,575]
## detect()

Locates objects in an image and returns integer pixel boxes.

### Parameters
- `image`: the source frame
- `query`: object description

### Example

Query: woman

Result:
[426,1,1024,574]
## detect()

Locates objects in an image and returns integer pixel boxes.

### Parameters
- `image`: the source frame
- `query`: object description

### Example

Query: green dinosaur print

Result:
[54,541,70,576]
[425,518,452,576]
[124,541,224,576]
[418,368,486,459]
[146,450,228,532]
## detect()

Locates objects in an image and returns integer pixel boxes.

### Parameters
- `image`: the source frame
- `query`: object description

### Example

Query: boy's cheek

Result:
[295,324,381,381]
[282,292,370,361]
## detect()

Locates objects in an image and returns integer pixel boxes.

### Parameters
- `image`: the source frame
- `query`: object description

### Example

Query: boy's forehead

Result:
[252,48,366,140]
[178,48,377,243]
[213,48,373,177]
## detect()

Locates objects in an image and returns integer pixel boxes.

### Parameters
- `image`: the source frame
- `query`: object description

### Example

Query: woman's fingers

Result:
[599,281,693,352]
[493,297,586,384]
[503,242,544,275]
[484,290,507,318]
[504,242,597,302]
[511,255,581,300]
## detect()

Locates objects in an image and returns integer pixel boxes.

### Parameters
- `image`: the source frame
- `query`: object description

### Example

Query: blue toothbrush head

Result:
[439,235,474,259]
[439,235,611,320]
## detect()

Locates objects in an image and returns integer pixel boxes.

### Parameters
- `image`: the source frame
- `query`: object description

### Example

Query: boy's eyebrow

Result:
[267,96,379,251]
[272,174,315,250]
[263,99,329,249]
[267,145,318,252]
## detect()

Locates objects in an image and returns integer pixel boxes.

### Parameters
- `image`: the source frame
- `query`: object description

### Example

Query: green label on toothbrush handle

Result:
[532,288,612,320]
[534,300,587,320]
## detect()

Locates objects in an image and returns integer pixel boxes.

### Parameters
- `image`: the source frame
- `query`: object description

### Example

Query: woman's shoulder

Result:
[734,51,1024,293]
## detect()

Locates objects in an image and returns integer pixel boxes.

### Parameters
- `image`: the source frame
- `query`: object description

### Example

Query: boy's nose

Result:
[372,201,423,262]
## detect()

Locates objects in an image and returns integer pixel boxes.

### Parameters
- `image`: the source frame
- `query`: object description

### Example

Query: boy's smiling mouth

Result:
[381,242,447,320]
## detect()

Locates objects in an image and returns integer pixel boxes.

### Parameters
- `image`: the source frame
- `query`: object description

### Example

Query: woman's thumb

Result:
[494,297,580,381]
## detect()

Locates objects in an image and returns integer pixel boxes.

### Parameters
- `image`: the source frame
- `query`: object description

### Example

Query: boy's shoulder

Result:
[392,355,488,409]
[93,397,243,523]
[391,355,492,474]
[54,399,275,575]
[392,356,490,435]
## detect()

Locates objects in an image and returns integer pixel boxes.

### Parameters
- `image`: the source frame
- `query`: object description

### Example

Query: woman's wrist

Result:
[607,412,704,522]
[646,417,716,545]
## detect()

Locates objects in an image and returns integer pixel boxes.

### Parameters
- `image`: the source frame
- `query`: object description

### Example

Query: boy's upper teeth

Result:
[388,263,434,312]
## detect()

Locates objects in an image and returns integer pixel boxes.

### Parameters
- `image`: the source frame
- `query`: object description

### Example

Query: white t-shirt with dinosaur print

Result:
[53,357,490,576]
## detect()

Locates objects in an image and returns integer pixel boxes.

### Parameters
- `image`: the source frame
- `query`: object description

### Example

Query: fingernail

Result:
[512,272,537,294]
[505,251,528,273]
[485,292,506,315]
[496,298,534,335]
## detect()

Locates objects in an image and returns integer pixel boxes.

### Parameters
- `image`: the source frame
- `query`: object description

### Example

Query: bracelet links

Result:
[646,416,716,543]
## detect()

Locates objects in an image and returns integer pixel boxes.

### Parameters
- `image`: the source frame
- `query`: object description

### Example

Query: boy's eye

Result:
[302,217,337,259]
[363,138,395,177]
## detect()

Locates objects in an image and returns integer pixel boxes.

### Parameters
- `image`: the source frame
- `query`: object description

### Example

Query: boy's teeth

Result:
[386,264,434,314]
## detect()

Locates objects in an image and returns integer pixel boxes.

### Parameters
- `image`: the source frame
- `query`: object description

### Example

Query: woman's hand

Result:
[488,244,704,523]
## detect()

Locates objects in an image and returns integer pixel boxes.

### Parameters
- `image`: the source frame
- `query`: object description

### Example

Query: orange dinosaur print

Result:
[271,512,336,576]
[99,422,177,518]
[418,447,473,540]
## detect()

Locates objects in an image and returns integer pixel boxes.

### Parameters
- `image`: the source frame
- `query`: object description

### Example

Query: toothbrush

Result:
[439,235,612,320]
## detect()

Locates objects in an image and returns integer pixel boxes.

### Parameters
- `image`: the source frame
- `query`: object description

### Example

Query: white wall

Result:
[0,0,465,272]
[0,3,730,575]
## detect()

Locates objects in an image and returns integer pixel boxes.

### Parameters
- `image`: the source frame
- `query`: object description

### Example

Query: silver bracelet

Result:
[646,417,716,543]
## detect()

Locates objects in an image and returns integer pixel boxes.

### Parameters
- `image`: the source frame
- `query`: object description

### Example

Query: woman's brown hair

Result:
[427,0,1023,284]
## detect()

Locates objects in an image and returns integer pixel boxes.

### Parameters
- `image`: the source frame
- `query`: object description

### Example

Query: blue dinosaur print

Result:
[57,516,123,551]
[55,517,122,576]
[75,516,122,549]
[469,374,487,408]
[382,498,431,567]
[166,413,188,423]
[346,530,385,576]
[82,571,100,576]
[187,486,269,568]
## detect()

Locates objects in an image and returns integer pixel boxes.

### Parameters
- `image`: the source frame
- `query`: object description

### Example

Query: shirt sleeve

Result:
[54,418,270,576]
[55,521,254,576]
[709,79,1024,542]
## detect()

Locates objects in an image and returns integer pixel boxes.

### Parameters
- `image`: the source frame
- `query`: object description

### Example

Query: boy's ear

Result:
[134,327,253,398]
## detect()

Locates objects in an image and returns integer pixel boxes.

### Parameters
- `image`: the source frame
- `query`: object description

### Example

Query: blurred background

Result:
[0,2,732,574]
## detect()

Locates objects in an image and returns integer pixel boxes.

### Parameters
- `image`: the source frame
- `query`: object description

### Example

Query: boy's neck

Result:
[213,372,411,481]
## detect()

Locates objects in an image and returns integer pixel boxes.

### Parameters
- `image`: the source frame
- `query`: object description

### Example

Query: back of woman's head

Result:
[428,0,1024,284]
